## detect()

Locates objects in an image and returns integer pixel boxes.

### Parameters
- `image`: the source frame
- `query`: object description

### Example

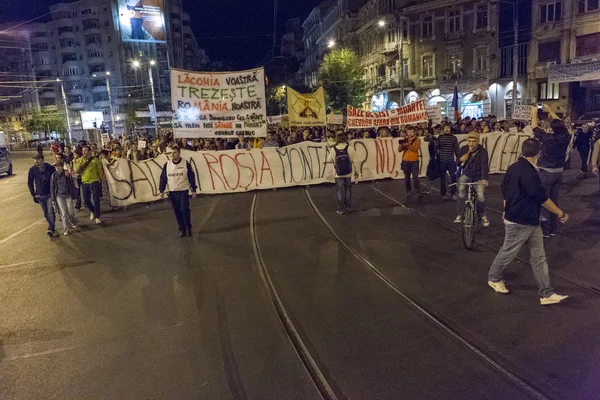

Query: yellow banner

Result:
[287,86,327,127]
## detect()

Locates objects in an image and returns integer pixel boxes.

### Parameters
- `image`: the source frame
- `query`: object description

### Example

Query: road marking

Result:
[1,192,28,202]
[0,218,45,246]
[0,258,52,269]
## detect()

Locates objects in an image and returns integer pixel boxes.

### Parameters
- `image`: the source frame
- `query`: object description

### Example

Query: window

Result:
[447,9,461,33]
[79,55,83,60]
[539,81,559,100]
[401,19,409,41]
[540,1,562,23]
[476,4,488,29]
[87,49,103,58]
[422,55,434,77]
[402,58,409,79]
[576,33,600,57]
[447,53,461,73]
[387,26,397,44]
[475,47,489,71]
[108,50,113,57]
[105,21,110,27]
[579,0,599,13]
[538,41,561,62]
[107,35,112,42]
[422,15,433,39]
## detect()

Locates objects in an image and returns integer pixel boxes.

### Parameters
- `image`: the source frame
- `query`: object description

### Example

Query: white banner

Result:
[347,100,428,129]
[327,113,343,125]
[512,105,533,121]
[171,67,267,138]
[103,132,535,206]
[549,61,600,83]
[426,105,443,125]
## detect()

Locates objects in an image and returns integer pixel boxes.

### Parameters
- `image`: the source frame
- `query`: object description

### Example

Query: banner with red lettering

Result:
[347,100,428,129]
[102,131,534,206]
[171,67,267,138]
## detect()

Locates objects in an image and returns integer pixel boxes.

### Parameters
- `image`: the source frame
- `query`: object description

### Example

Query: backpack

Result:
[334,145,352,176]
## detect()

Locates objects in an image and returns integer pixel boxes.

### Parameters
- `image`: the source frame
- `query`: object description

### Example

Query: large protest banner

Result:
[171,67,267,138]
[347,100,428,128]
[103,132,533,206]
[287,87,327,127]
[548,61,600,83]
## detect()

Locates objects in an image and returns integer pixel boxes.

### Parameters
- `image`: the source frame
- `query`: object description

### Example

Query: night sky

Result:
[0,0,322,69]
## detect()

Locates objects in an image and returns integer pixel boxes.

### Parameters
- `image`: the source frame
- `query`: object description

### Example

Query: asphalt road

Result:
[1,150,599,399]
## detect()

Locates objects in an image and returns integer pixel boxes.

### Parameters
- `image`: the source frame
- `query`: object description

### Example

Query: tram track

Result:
[303,187,551,400]
[249,193,338,400]
[370,182,600,295]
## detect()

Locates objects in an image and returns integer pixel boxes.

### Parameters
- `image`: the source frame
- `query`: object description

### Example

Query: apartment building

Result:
[528,0,600,117]
[0,0,206,142]
[280,18,304,60]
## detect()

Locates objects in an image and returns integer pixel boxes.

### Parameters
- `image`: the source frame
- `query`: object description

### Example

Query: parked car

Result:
[573,111,600,128]
[0,146,12,176]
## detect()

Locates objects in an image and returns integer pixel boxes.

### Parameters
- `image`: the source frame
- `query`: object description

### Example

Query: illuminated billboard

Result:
[118,0,166,43]
[80,111,104,129]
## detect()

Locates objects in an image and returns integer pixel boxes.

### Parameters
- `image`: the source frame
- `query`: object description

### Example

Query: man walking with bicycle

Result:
[454,132,490,227]
[488,138,569,305]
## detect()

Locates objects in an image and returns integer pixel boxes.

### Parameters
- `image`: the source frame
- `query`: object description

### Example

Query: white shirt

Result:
[166,159,191,192]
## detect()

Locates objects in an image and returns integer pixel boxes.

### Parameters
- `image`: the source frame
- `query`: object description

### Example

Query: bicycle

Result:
[450,182,482,250]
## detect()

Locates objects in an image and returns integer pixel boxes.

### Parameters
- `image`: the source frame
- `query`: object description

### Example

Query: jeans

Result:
[82,181,102,219]
[439,160,457,196]
[488,224,554,298]
[402,161,420,193]
[539,170,563,235]
[56,195,77,232]
[457,175,486,217]
[577,147,590,173]
[335,177,352,212]
[38,195,56,232]
[169,190,192,232]
[75,177,82,209]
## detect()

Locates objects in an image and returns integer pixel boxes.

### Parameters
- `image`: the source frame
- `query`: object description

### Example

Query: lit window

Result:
[423,55,434,77]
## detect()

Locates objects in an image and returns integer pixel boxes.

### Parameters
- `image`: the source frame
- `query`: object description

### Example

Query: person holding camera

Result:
[398,125,424,198]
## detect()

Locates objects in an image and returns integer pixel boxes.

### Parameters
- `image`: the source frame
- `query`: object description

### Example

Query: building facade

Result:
[280,18,304,60]
[0,0,206,142]
[528,0,600,117]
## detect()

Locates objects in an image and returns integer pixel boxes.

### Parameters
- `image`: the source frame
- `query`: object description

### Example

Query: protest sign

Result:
[327,113,343,125]
[512,105,533,121]
[171,67,267,138]
[138,140,147,150]
[347,100,428,128]
[287,87,327,127]
[426,105,443,125]
[104,132,538,206]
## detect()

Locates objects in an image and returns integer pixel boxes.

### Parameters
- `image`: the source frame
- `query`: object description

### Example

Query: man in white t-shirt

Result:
[159,146,197,237]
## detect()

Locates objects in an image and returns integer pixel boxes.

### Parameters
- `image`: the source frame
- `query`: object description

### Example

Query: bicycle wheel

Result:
[462,203,476,250]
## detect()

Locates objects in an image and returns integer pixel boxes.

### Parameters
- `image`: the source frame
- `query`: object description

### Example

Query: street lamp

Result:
[378,20,385,27]
[93,71,116,138]
[328,39,335,48]
[56,78,72,143]
[132,60,158,137]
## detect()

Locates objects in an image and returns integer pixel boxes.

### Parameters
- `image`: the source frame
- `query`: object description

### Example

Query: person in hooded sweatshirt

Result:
[28,154,56,237]
[50,161,78,235]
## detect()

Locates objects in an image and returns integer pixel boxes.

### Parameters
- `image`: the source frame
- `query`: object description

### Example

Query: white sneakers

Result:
[488,280,569,305]
[540,294,569,305]
[481,216,490,227]
[95,218,102,225]
[90,212,94,220]
[488,280,510,294]
[454,215,462,223]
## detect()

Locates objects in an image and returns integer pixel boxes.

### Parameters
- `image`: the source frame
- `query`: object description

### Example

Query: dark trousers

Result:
[577,146,590,173]
[169,191,191,231]
[39,195,55,232]
[82,181,102,219]
[75,177,82,209]
[402,160,420,193]
[539,170,563,235]
[439,160,457,196]
[335,177,352,212]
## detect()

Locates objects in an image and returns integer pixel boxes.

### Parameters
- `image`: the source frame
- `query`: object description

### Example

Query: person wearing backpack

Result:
[327,133,357,214]
[398,125,424,198]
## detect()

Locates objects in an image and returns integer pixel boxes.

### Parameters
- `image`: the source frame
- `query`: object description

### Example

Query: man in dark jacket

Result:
[455,132,490,227]
[437,123,460,199]
[50,161,77,235]
[533,105,571,237]
[488,138,569,305]
[27,154,56,237]
[574,124,593,177]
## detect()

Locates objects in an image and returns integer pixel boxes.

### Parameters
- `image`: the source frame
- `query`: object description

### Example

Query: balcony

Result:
[58,31,75,39]
[40,90,56,99]
[83,26,101,34]
[92,84,107,93]
[87,56,104,65]
[30,35,48,44]
[68,102,85,110]
[60,45,76,53]
[41,105,58,112]
[94,100,110,108]
[35,63,52,72]
[67,87,84,95]
[62,60,79,68]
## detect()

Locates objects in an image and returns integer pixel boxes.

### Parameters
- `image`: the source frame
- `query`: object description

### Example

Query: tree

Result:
[24,112,66,137]
[318,48,366,113]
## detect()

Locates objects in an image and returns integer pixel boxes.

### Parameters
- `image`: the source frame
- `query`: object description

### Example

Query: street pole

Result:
[512,0,519,116]
[396,15,406,106]
[58,79,72,143]
[25,34,41,112]
[148,63,158,137]
[105,72,117,138]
